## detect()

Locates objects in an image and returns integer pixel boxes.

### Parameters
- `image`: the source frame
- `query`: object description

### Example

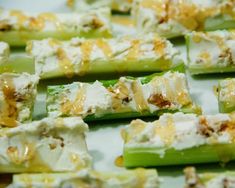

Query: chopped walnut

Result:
[184,167,205,188]
[91,17,104,29]
[0,20,12,31]
[219,48,234,65]
[198,117,214,137]
[148,93,171,108]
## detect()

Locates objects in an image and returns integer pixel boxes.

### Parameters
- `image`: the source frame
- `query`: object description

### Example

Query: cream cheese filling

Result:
[0,117,91,173]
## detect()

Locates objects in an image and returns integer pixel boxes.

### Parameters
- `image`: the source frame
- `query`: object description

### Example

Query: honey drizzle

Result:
[56,47,74,78]
[0,76,18,127]
[61,85,86,116]
[155,116,175,146]
[127,40,140,61]
[9,9,62,31]
[79,41,93,75]
[95,39,113,58]
[131,81,148,112]
[114,155,124,167]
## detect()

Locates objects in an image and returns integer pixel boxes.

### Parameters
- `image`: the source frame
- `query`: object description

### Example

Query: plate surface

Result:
[0,1,234,187]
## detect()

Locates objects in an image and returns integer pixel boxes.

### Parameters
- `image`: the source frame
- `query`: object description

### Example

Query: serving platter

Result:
[0,0,235,187]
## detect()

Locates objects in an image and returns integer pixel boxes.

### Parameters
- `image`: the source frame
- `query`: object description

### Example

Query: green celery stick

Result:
[47,68,201,121]
[133,0,235,38]
[27,34,183,79]
[122,112,235,167]
[0,8,112,46]
[184,167,235,188]
[8,168,159,188]
[218,78,235,113]
[186,30,235,75]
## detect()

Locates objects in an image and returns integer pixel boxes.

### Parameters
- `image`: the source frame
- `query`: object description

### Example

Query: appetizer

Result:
[27,34,183,79]
[67,0,133,13]
[8,168,160,188]
[122,112,235,167]
[184,167,235,188]
[133,0,235,38]
[0,41,9,65]
[0,117,91,173]
[186,30,235,75]
[0,8,112,46]
[47,70,200,121]
[218,78,235,113]
[0,73,38,127]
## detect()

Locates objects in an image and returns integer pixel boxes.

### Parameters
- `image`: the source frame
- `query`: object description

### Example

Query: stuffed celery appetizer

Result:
[8,168,159,188]
[186,30,235,75]
[133,0,235,38]
[0,117,91,173]
[0,8,112,46]
[27,34,183,79]
[0,73,38,127]
[47,70,200,121]
[218,78,235,113]
[67,0,133,13]
[122,112,235,167]
[0,42,9,65]
[184,167,235,188]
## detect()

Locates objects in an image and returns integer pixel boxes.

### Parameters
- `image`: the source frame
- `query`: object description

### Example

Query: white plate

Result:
[0,1,233,187]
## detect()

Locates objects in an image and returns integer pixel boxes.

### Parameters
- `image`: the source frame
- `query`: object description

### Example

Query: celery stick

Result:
[0,73,38,127]
[186,30,235,75]
[47,69,201,121]
[0,117,91,173]
[218,78,235,113]
[133,0,235,38]
[8,168,159,188]
[184,167,235,188]
[122,112,235,167]
[27,34,183,79]
[0,8,112,46]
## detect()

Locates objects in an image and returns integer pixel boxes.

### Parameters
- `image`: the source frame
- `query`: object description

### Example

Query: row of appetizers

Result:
[0,0,235,45]
[0,70,234,127]
[6,167,235,187]
[0,31,235,77]
[1,112,235,187]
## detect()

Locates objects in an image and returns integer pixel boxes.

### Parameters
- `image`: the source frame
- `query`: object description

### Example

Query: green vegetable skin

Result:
[185,32,235,75]
[218,79,235,113]
[0,8,112,46]
[47,64,201,121]
[124,144,235,168]
[0,30,112,47]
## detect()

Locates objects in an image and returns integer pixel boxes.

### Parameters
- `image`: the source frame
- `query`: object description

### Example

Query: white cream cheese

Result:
[0,117,91,173]
[206,175,235,188]
[123,112,235,152]
[188,31,235,68]
[219,79,235,104]
[0,42,9,64]
[0,73,39,126]
[0,8,111,33]
[69,0,132,13]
